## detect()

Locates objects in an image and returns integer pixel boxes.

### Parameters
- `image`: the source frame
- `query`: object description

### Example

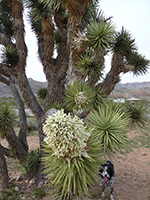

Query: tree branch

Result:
[0,25,15,47]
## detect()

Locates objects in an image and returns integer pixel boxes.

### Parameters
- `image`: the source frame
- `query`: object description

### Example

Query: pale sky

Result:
[25,0,150,83]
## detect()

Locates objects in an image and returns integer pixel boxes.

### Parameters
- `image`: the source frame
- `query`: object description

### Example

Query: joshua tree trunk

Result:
[9,76,28,152]
[0,146,9,190]
[5,129,27,164]
[97,52,134,96]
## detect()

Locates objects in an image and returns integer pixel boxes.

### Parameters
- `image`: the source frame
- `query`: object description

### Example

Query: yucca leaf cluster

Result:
[86,19,115,50]
[21,148,40,177]
[127,52,150,76]
[87,104,129,155]
[0,0,14,37]
[1,46,19,67]
[64,81,95,112]
[24,0,52,22]
[42,109,102,199]
[125,101,149,128]
[112,29,137,57]
[0,105,17,138]
[37,88,47,100]
[76,52,104,80]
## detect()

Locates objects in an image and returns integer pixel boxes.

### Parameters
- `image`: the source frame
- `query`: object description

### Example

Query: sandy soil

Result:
[1,131,150,200]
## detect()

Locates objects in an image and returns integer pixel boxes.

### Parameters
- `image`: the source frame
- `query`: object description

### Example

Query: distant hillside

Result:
[0,78,47,98]
[110,81,150,101]
[1,79,150,100]
[116,82,150,89]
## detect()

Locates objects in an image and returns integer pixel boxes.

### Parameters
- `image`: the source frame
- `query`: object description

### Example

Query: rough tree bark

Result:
[0,145,9,190]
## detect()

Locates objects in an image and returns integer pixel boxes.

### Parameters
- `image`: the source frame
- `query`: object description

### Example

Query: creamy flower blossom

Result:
[75,92,89,107]
[43,109,90,159]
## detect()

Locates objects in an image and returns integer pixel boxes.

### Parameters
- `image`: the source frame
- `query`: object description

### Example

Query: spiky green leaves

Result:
[42,109,103,199]
[0,0,14,36]
[76,52,104,80]
[21,148,40,177]
[125,101,149,128]
[127,52,150,76]
[1,46,19,67]
[112,29,137,56]
[42,150,101,200]
[87,104,129,155]
[24,0,52,22]
[64,81,95,111]
[37,88,47,100]
[86,19,115,51]
[0,105,17,138]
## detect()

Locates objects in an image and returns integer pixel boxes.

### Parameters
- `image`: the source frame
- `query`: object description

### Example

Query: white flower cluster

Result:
[43,109,90,159]
[75,92,89,107]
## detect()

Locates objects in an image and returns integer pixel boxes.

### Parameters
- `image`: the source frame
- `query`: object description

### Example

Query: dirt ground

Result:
[1,131,150,200]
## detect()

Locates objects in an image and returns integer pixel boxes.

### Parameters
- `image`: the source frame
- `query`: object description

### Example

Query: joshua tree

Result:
[0,0,149,190]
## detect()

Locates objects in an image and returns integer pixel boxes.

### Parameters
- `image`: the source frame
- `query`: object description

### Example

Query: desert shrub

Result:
[21,148,40,177]
[0,185,24,200]
[33,187,46,199]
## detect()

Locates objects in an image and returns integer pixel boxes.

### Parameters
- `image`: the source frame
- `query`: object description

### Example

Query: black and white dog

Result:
[99,161,115,200]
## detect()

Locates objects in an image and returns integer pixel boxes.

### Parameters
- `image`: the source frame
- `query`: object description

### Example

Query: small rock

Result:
[16,174,24,181]
[142,152,146,155]
[15,186,19,192]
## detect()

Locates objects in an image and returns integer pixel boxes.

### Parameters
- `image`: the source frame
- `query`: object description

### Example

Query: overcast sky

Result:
[25,0,150,83]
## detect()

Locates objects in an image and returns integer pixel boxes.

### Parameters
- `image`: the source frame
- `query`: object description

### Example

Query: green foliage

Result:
[54,29,61,44]
[87,103,129,156]
[24,0,52,22]
[64,81,95,112]
[93,87,105,109]
[43,154,102,200]
[0,104,17,138]
[124,101,149,128]
[0,185,24,200]
[76,52,104,80]
[33,187,46,200]
[37,88,47,100]
[86,18,115,51]
[29,16,42,36]
[21,148,40,177]
[82,1,98,26]
[47,102,64,110]
[0,0,14,36]
[112,28,137,56]
[42,109,103,199]
[1,46,19,67]
[127,51,150,76]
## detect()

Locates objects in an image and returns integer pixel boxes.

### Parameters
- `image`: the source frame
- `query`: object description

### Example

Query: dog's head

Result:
[99,161,114,183]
